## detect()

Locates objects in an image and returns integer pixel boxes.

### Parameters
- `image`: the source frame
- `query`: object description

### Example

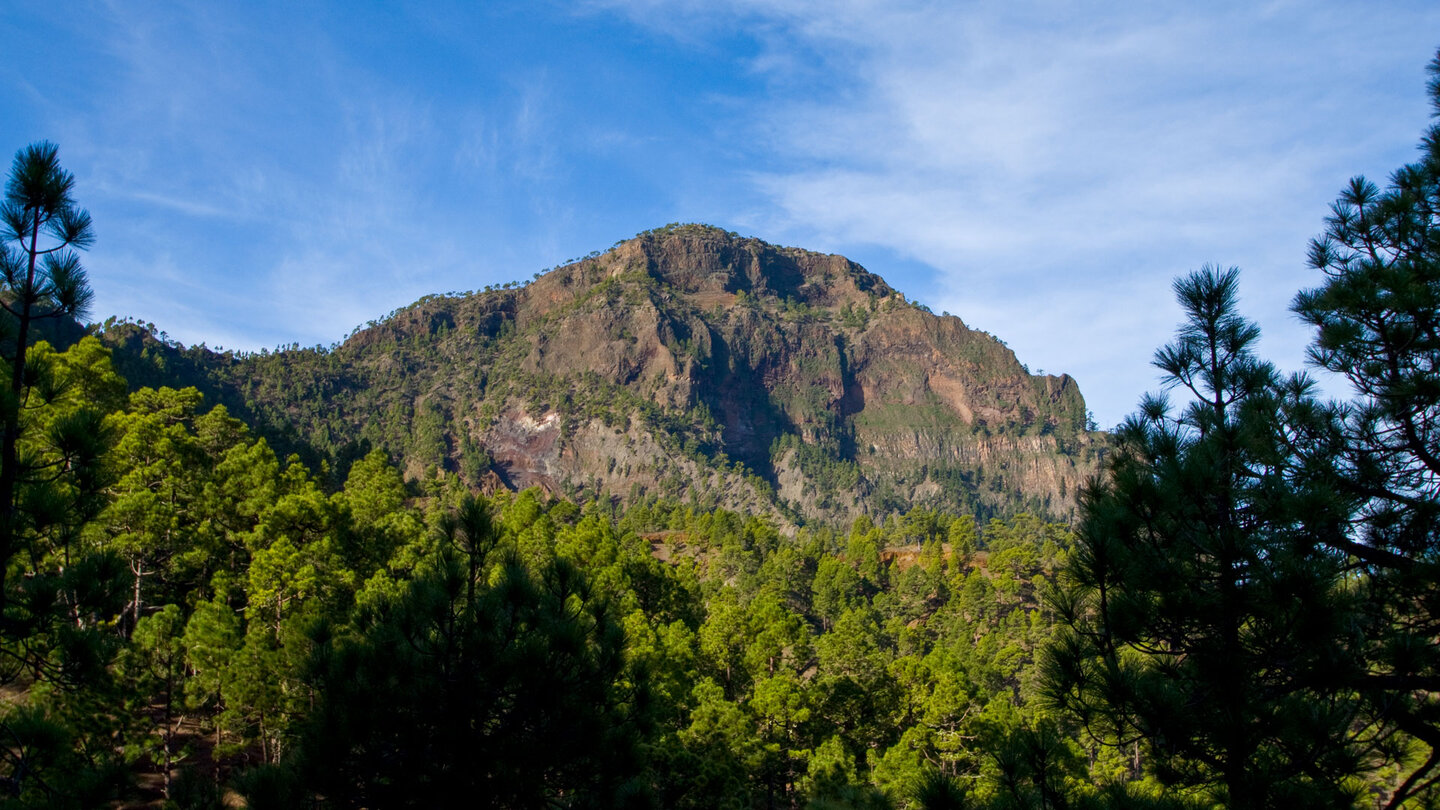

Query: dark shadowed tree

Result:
[0,147,126,806]
[287,495,655,809]
[1291,48,1440,807]
[0,142,96,612]
[1044,268,1374,809]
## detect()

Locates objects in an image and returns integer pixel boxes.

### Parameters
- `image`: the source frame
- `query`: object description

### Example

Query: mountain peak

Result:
[103,225,1099,526]
[596,224,895,308]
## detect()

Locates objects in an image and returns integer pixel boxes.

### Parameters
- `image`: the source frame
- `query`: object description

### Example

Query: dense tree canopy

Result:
[0,329,1083,807]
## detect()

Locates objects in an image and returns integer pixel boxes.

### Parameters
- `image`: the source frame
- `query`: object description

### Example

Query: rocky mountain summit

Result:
[101,224,1102,526]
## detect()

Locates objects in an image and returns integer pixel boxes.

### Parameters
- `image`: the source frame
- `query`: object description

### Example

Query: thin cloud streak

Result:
[37,3,524,353]
[602,0,1440,424]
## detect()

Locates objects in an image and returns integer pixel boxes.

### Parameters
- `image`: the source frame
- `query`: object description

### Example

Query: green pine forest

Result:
[0,49,1438,810]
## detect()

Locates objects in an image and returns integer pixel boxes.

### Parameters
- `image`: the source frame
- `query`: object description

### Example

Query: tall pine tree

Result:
[1291,48,1440,806]
[0,142,97,615]
[1044,268,1372,808]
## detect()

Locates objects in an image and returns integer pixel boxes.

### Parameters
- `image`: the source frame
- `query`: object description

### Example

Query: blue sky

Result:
[2,1,1437,427]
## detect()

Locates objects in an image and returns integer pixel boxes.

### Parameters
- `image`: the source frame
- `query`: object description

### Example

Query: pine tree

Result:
[1290,48,1440,806]
[1044,268,1370,808]
[0,142,96,615]
[291,495,655,808]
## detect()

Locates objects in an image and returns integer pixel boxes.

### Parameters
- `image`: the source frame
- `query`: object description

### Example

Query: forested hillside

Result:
[0,333,1095,808]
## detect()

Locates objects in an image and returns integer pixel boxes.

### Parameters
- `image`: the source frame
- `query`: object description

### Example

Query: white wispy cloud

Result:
[595,0,1440,424]
[46,3,531,351]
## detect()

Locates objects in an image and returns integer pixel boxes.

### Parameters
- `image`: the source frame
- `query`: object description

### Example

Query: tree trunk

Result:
[129,557,144,635]
[0,211,40,625]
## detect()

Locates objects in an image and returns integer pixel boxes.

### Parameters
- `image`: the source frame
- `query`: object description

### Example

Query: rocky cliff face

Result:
[102,224,1102,526]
